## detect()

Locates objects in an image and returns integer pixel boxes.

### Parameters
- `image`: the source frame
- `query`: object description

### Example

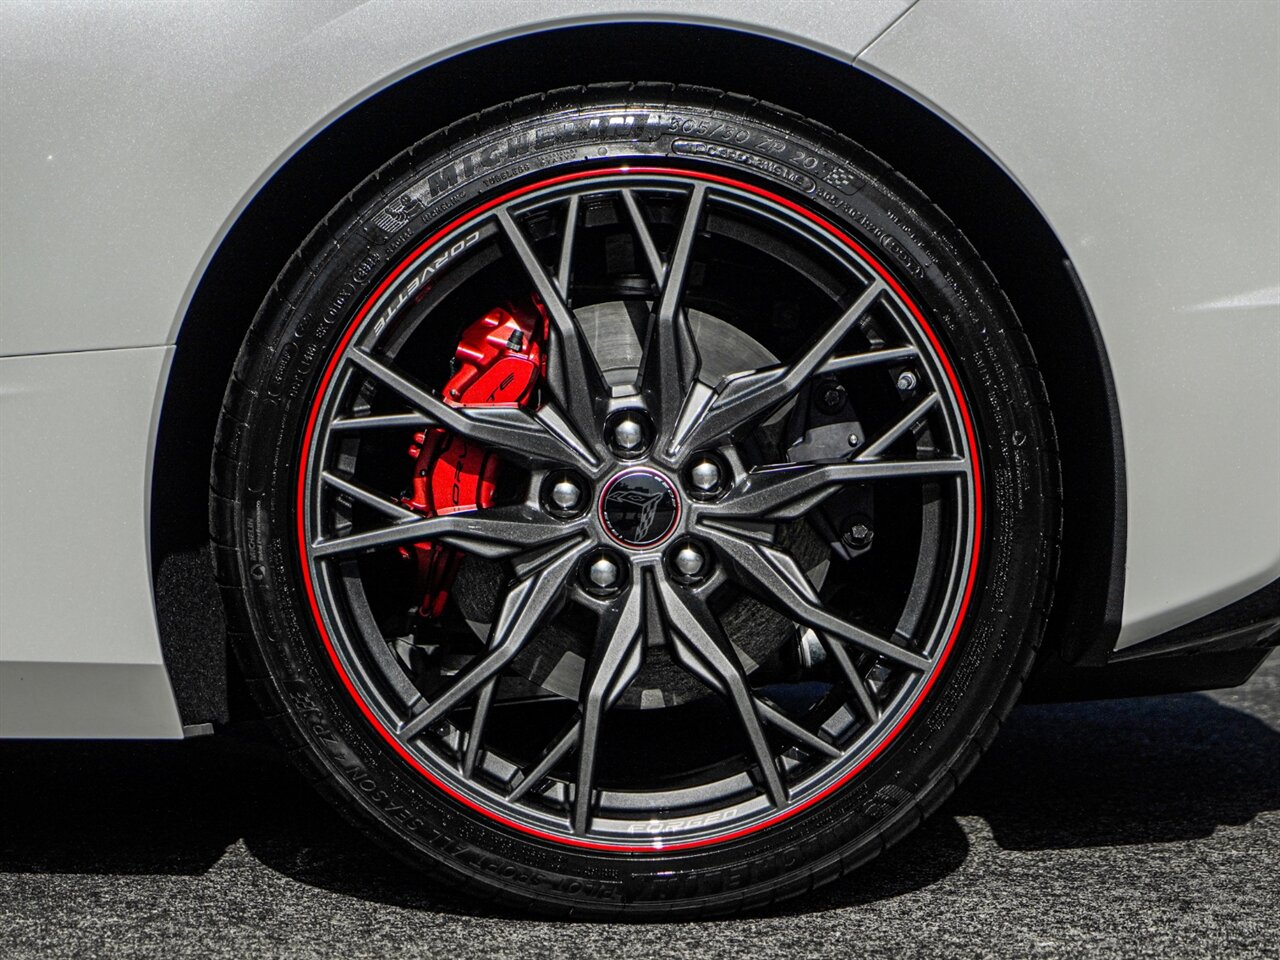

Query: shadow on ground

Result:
[2,691,1276,917]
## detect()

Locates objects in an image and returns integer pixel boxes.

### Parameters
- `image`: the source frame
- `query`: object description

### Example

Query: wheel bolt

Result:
[668,540,711,583]
[542,471,588,518]
[896,370,918,393]
[605,410,652,459]
[613,418,644,451]
[674,544,706,578]
[690,459,721,492]
[551,478,581,511]
[589,556,620,589]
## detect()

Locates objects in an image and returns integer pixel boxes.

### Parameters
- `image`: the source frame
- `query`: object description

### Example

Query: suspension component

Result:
[401,301,546,619]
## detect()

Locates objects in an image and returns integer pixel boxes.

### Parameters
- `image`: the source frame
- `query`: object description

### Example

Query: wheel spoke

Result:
[855,392,941,460]
[667,281,888,456]
[507,720,579,803]
[496,207,606,442]
[706,529,931,672]
[491,581,648,827]
[655,578,787,807]
[347,348,598,470]
[754,699,841,759]
[637,185,706,438]
[620,189,665,281]
[397,537,587,740]
[312,504,588,560]
[461,679,496,777]
[700,456,968,522]
[572,578,647,834]
[329,412,434,433]
[320,470,420,522]
[555,194,580,298]
[820,344,918,375]
[819,633,882,722]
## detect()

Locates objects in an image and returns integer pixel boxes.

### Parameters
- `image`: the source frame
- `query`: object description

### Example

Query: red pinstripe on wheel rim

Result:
[294,166,984,852]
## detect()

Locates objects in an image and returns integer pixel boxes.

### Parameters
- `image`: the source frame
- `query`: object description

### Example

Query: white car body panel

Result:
[0,0,1276,736]
[0,347,184,736]
[0,0,910,356]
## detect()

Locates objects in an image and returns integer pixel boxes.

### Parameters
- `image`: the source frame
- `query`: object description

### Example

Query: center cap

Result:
[599,468,680,548]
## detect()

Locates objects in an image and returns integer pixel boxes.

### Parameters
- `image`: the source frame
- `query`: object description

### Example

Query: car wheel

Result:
[212,86,1059,918]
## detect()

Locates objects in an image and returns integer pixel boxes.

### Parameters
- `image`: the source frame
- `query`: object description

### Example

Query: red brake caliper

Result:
[401,301,546,619]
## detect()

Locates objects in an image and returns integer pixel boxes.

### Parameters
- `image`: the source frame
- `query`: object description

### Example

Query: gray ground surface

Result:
[2,654,1276,959]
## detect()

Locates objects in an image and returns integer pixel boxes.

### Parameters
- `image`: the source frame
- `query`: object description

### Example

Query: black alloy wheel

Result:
[214,87,1058,917]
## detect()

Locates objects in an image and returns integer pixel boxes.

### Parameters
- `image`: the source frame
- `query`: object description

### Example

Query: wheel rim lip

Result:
[294,164,985,852]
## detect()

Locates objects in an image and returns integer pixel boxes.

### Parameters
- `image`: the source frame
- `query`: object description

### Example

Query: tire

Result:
[212,85,1059,919]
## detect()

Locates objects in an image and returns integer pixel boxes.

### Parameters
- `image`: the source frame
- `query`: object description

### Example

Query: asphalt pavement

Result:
[2,653,1276,959]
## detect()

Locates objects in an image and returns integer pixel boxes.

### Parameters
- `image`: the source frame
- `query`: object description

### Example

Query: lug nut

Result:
[582,550,627,595]
[613,418,644,451]
[605,410,653,459]
[686,454,728,500]
[589,556,620,589]
[674,545,705,577]
[668,541,710,582]
[550,478,581,511]
[690,459,721,492]
[896,370,918,393]
[543,471,588,518]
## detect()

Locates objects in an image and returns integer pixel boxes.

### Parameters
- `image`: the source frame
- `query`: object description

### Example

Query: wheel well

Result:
[152,21,1124,725]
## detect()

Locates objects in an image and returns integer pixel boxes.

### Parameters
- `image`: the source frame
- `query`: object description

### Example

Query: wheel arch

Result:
[151,20,1124,725]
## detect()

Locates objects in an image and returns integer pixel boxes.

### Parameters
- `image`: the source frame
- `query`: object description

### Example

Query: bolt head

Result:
[613,418,644,450]
[673,544,705,578]
[847,432,860,448]
[896,371,918,392]
[816,383,847,413]
[690,459,721,492]
[842,523,874,550]
[589,556,620,589]
[550,478,581,510]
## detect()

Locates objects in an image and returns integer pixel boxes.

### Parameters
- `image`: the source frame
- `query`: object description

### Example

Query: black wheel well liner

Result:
[151,21,1125,725]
